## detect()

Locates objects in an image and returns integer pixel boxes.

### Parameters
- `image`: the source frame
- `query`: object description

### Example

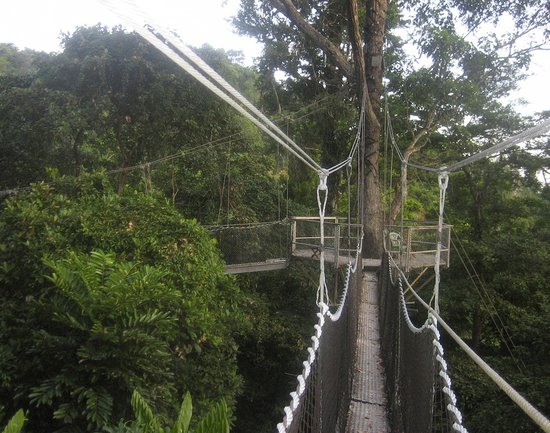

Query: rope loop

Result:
[433,171,449,313]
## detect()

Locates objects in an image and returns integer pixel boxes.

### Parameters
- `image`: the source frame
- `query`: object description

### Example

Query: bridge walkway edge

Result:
[345,267,391,433]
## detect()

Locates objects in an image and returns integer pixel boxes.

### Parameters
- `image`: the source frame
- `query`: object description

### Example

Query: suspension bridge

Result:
[97,2,550,431]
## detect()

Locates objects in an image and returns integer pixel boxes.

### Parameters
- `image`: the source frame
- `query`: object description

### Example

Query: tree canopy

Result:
[0,5,549,433]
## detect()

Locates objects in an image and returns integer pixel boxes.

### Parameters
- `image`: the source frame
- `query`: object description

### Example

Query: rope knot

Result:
[438,171,449,189]
[318,170,329,191]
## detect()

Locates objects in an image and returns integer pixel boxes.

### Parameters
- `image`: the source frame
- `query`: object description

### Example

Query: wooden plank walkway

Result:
[224,258,289,274]
[346,270,390,433]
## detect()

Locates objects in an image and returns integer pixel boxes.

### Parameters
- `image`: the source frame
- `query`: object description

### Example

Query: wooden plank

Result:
[224,259,289,274]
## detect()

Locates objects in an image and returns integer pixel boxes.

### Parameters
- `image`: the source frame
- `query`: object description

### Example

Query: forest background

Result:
[0,0,549,432]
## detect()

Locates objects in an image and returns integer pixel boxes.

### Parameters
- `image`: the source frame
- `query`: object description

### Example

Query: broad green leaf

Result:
[2,409,26,433]
[170,392,192,433]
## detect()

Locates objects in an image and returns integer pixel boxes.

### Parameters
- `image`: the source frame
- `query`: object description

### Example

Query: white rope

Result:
[391,255,550,433]
[327,228,363,322]
[142,20,322,172]
[327,104,364,175]
[444,118,550,173]
[316,170,330,306]
[432,172,448,314]
[277,305,328,433]
[430,313,469,433]
[97,0,322,173]
[385,103,550,175]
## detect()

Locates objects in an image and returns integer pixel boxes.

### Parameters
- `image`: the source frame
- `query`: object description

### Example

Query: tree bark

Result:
[271,0,354,78]
[267,0,388,258]
[362,0,388,258]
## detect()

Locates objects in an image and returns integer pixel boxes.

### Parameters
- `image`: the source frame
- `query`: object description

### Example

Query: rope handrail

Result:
[277,230,363,432]
[385,102,550,175]
[389,254,550,433]
[98,0,323,172]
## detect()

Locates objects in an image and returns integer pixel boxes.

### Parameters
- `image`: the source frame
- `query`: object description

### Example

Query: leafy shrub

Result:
[0,173,245,432]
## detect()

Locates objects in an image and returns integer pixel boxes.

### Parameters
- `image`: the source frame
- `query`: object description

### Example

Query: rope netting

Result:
[207,221,291,265]
[276,238,363,433]
[379,252,468,433]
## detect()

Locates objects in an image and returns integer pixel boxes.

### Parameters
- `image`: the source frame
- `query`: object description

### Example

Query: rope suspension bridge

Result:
[96,2,550,431]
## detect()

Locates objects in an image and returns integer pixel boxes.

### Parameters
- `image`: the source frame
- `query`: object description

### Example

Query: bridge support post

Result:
[291,218,297,254]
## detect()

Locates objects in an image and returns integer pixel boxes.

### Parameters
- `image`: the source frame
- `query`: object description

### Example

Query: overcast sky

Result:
[0,0,547,116]
[0,0,262,60]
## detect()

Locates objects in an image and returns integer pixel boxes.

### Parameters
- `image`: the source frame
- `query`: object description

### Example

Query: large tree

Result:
[235,0,387,257]
[234,0,549,258]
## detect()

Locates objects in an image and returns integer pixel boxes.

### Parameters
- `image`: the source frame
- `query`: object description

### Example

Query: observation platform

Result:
[386,223,452,272]
[217,218,450,275]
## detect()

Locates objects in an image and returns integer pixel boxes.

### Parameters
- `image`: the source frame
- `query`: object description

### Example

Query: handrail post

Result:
[406,226,412,272]
[291,218,297,254]
[334,220,341,267]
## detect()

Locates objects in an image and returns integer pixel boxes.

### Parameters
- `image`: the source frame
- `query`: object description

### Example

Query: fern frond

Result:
[83,387,113,428]
[194,400,229,433]
[131,390,162,433]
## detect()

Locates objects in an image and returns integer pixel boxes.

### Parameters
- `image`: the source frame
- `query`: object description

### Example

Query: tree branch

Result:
[389,108,438,223]
[270,0,354,78]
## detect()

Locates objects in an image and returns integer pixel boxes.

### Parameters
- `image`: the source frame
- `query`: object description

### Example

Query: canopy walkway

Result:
[87,5,550,431]
[274,250,469,433]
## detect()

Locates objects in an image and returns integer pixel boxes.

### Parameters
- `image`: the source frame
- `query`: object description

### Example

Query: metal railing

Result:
[385,223,452,272]
[291,217,363,266]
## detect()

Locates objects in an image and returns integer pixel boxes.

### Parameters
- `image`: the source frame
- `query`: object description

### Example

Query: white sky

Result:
[0,0,262,61]
[0,0,547,116]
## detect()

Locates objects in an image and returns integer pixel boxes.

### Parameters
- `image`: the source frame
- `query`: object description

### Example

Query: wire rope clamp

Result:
[318,169,329,191]
[438,170,449,189]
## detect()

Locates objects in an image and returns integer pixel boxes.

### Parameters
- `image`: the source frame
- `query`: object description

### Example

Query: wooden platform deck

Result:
[224,258,289,274]
[346,270,390,433]
[223,250,382,274]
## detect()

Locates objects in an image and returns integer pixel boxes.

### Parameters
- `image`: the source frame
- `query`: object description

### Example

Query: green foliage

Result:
[0,174,245,432]
[171,393,192,433]
[130,391,163,433]
[233,260,319,433]
[113,390,228,433]
[440,157,550,433]
[1,410,26,433]
[0,26,288,225]
[194,400,229,433]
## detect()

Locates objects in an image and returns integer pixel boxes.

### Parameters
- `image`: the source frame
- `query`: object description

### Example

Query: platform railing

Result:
[291,217,363,266]
[385,223,452,272]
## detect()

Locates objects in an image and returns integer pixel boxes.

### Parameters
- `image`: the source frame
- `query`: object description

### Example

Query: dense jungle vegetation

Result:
[1,0,549,431]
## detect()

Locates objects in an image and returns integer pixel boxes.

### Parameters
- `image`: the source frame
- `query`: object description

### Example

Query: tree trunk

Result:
[362,0,387,258]
[471,307,482,351]
[389,162,407,224]
[268,0,388,257]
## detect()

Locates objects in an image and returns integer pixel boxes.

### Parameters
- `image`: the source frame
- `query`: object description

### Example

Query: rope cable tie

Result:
[433,171,449,314]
